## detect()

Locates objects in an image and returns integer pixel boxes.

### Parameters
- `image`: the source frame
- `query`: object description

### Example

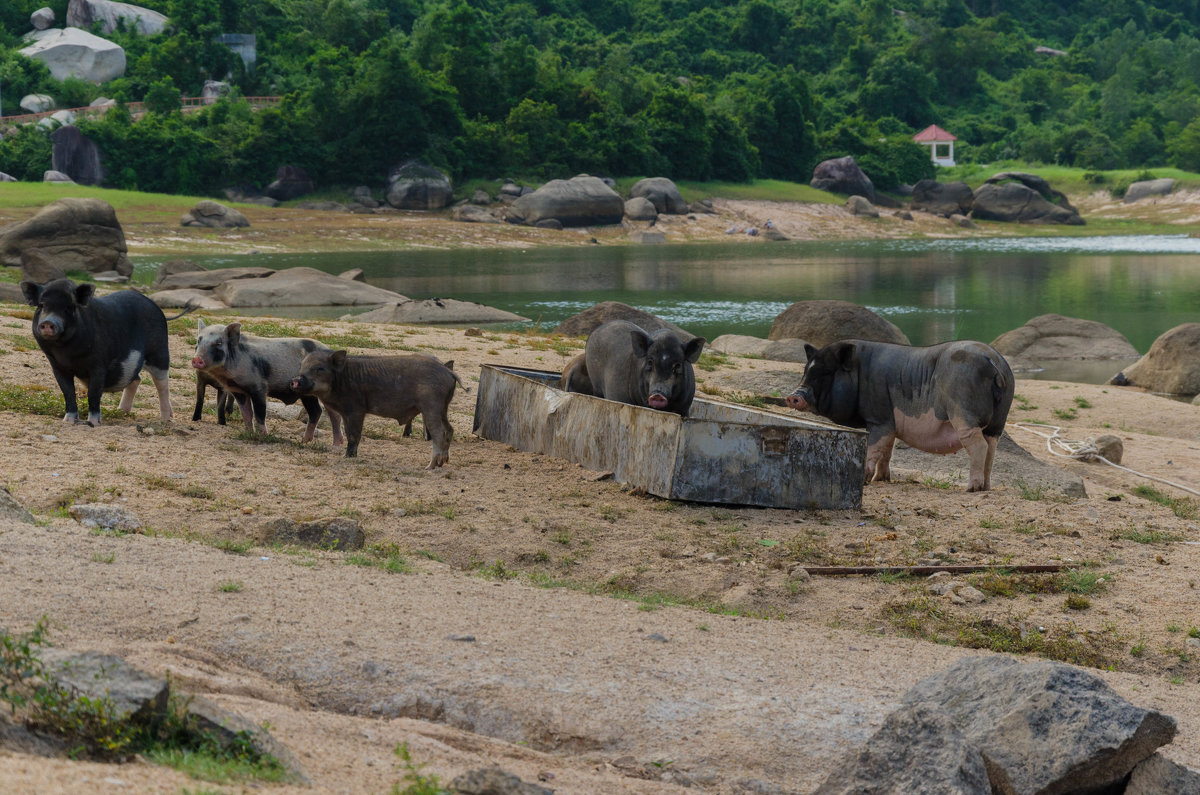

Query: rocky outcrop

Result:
[507,175,624,228]
[265,165,314,202]
[345,299,529,325]
[201,80,230,103]
[31,7,55,29]
[451,205,501,224]
[1110,323,1200,395]
[971,172,1083,225]
[156,266,274,291]
[50,125,103,186]
[213,267,409,307]
[911,179,974,217]
[260,517,364,550]
[900,656,1176,795]
[810,156,876,202]
[629,177,688,215]
[66,0,166,35]
[19,28,126,83]
[709,334,810,363]
[991,314,1138,361]
[386,160,452,210]
[1123,178,1175,203]
[553,301,692,338]
[181,200,249,228]
[0,487,35,525]
[768,299,909,346]
[0,197,131,276]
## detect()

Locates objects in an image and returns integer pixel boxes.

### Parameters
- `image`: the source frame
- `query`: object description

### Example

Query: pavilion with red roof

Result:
[913,124,958,167]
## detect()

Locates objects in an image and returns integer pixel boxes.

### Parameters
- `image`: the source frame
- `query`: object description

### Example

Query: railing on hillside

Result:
[0,96,282,127]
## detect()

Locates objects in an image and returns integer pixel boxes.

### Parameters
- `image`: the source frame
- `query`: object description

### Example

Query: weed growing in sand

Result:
[1013,394,1037,411]
[345,543,412,574]
[218,581,244,593]
[1112,526,1181,545]
[91,552,115,564]
[1131,485,1199,520]
[695,351,728,371]
[475,559,516,580]
[1074,397,1093,409]
[1130,638,1148,657]
[211,539,252,555]
[922,476,954,489]
[1064,595,1091,610]
[0,383,63,417]
[390,742,447,795]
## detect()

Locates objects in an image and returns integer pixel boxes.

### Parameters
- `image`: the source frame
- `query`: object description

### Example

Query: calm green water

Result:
[135,234,1200,369]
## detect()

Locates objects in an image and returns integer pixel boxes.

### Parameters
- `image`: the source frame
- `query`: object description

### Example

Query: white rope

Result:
[1012,422,1200,497]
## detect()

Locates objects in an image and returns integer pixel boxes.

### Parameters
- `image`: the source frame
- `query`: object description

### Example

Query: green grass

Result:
[0,183,210,215]
[218,580,244,593]
[1112,526,1182,544]
[345,542,413,574]
[1131,485,1199,520]
[0,383,63,417]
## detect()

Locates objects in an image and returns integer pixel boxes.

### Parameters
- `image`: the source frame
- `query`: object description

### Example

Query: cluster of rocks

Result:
[0,197,132,282]
[18,1,167,84]
[816,655,1196,794]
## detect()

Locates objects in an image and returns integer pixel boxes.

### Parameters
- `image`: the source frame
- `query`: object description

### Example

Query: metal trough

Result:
[472,365,866,510]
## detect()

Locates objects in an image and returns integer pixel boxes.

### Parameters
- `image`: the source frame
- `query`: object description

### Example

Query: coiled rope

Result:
[1012,422,1200,498]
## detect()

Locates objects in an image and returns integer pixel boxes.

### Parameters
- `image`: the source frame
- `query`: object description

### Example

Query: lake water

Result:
[134,234,1200,382]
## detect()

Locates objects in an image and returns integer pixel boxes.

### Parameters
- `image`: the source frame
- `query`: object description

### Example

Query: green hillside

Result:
[4,0,1200,196]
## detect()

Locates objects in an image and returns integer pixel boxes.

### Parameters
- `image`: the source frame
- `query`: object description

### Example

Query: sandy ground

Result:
[1,194,1199,793]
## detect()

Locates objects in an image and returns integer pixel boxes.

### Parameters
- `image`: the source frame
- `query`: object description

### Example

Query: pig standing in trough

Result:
[21,278,193,426]
[574,320,705,416]
[786,339,1014,492]
[191,320,342,443]
[291,350,464,466]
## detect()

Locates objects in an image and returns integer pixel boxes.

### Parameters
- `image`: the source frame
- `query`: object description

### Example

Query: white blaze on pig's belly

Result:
[894,408,963,454]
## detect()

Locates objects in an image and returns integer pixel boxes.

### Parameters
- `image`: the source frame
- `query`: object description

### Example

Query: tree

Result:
[144,77,182,115]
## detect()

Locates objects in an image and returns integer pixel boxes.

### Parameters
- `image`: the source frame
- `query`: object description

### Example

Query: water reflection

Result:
[134,236,1200,361]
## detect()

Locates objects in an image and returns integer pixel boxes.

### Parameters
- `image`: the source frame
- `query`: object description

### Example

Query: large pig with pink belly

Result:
[785,339,1014,492]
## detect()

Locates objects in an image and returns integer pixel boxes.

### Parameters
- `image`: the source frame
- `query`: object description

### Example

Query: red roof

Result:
[912,124,957,142]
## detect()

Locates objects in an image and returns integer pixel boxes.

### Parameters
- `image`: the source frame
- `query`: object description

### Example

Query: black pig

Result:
[21,278,190,426]
[579,320,705,416]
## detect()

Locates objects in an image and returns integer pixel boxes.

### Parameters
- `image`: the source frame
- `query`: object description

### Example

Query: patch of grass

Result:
[1131,485,1199,520]
[0,383,63,416]
[695,351,728,372]
[1112,526,1182,545]
[1073,396,1093,409]
[884,596,1117,669]
[91,552,115,564]
[1059,569,1109,595]
[921,476,954,490]
[1064,594,1091,610]
[476,559,516,580]
[1051,407,1078,421]
[345,542,413,574]
[211,539,252,555]
[1130,638,1148,657]
[1013,394,1037,411]
[218,580,244,593]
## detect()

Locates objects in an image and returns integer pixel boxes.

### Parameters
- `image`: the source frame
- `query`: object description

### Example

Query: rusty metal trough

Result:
[472,365,866,510]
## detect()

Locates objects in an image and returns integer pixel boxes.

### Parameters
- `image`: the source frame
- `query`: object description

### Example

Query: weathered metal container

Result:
[472,365,866,510]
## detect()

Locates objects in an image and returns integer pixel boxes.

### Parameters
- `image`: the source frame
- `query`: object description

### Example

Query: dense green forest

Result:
[3,0,1200,196]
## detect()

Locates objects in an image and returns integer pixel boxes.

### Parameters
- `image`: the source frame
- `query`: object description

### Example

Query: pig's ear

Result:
[683,336,706,364]
[19,281,42,306]
[225,322,242,346]
[803,343,818,363]
[630,329,652,358]
[331,350,348,371]
[836,342,856,371]
[74,283,95,306]
[197,318,207,332]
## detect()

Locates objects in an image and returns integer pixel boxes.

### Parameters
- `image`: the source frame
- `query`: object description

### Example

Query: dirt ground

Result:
[1,195,1199,793]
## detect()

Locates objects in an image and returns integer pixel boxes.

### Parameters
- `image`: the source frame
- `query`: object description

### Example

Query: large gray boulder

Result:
[157,266,273,291]
[386,160,453,210]
[213,267,409,307]
[19,94,54,113]
[845,195,878,217]
[0,197,131,276]
[0,487,35,525]
[768,299,909,346]
[265,165,314,202]
[148,288,227,311]
[623,196,658,221]
[552,301,691,338]
[18,28,126,83]
[814,703,991,795]
[810,156,876,203]
[991,314,1138,360]
[345,299,529,325]
[1110,323,1200,395]
[507,175,624,228]
[629,177,688,215]
[66,0,167,35]
[31,7,55,29]
[40,650,168,726]
[50,125,103,186]
[1123,178,1175,204]
[901,656,1176,795]
[451,205,501,224]
[181,200,249,229]
[971,172,1083,225]
[911,179,974,217]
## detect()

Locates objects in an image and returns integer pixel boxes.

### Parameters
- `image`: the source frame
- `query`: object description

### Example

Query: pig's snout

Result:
[291,375,312,393]
[191,355,206,369]
[647,392,669,410]
[36,319,62,340]
[785,388,812,411]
